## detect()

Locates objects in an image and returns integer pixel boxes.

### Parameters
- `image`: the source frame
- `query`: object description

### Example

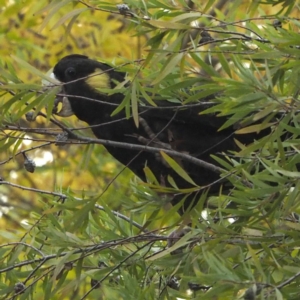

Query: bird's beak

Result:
[44,72,74,117]
[52,93,74,117]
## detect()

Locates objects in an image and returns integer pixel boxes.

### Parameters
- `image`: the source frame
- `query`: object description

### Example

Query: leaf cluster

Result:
[1,0,300,299]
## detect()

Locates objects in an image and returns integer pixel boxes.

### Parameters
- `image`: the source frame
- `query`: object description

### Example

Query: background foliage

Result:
[1,0,300,299]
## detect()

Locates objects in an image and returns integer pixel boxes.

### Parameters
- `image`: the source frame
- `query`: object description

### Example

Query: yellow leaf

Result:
[235,123,274,134]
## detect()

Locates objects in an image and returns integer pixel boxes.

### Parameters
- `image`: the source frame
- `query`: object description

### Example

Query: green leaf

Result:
[235,122,274,134]
[1,83,41,90]
[217,52,232,78]
[143,166,159,185]
[12,132,26,156]
[45,86,61,120]
[171,12,203,22]
[252,103,278,121]
[131,79,139,127]
[146,231,194,261]
[152,53,183,85]
[11,55,58,83]
[0,91,28,116]
[111,92,130,116]
[33,87,60,120]
[146,19,191,30]
[160,151,197,186]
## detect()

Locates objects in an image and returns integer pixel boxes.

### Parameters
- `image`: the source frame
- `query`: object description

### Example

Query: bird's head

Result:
[50,54,125,118]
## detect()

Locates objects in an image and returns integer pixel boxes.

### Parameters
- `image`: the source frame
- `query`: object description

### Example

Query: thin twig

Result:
[0,181,150,233]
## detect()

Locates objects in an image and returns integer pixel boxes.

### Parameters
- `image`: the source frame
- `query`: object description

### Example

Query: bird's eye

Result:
[65,67,76,78]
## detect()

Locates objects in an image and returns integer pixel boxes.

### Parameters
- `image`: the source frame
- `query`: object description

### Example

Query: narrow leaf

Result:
[146,20,190,30]
[52,8,89,30]
[235,123,274,134]
[131,80,139,127]
[152,53,183,85]
[11,56,57,83]
[160,151,197,186]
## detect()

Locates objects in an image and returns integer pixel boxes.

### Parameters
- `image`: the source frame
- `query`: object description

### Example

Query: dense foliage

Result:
[1,0,300,299]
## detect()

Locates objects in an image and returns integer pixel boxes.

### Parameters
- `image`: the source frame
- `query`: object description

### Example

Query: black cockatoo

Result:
[51,54,271,211]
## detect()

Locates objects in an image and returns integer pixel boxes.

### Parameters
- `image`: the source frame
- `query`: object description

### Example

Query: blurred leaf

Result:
[11,56,58,83]
[152,53,183,85]
[51,7,89,30]
[146,20,191,30]
[235,122,274,134]
[38,0,73,32]
[131,79,139,127]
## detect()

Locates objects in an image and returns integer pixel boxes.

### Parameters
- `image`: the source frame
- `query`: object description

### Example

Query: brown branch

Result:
[0,141,51,166]
[276,270,300,290]
[80,241,154,299]
[77,0,125,16]
[0,233,167,274]
[0,181,67,199]
[1,127,225,176]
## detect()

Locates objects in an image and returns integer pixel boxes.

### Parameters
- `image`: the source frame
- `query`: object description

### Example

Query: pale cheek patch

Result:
[48,73,74,117]
[50,72,56,80]
[42,70,59,87]
[86,68,111,91]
